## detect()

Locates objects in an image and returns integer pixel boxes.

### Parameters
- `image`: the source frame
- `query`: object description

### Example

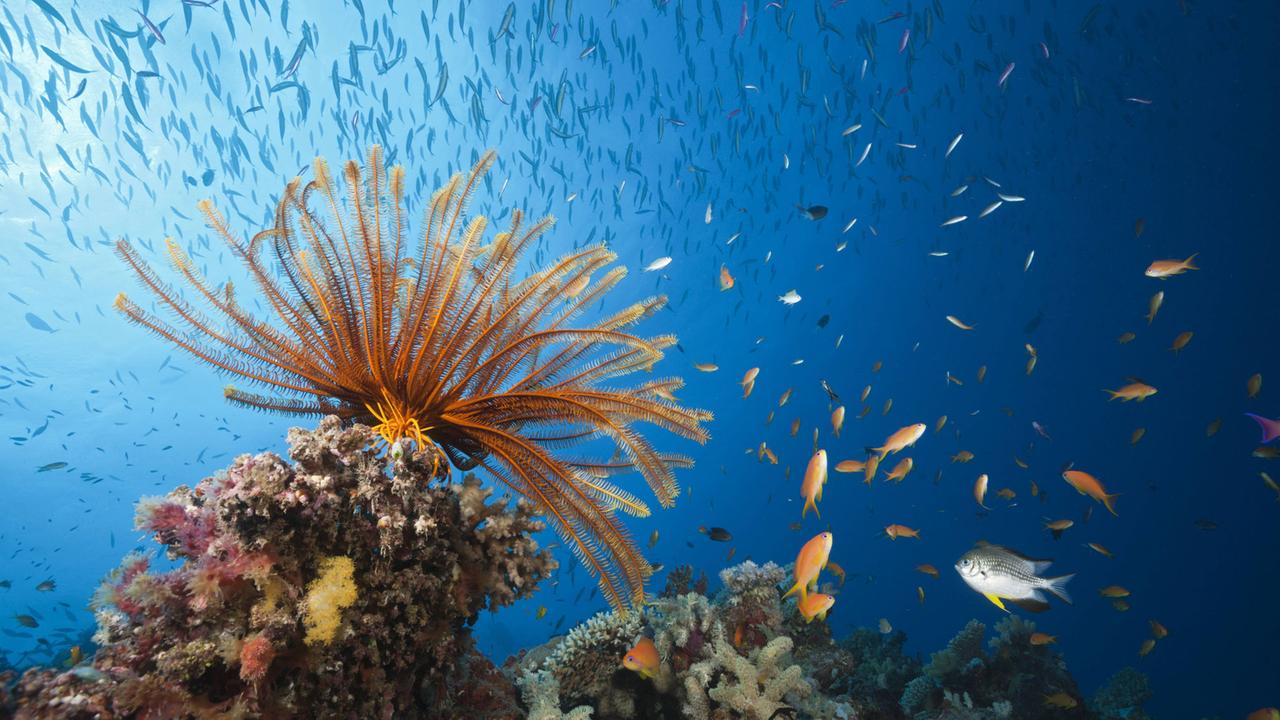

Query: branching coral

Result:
[691,633,811,720]
[10,419,554,719]
[114,145,711,610]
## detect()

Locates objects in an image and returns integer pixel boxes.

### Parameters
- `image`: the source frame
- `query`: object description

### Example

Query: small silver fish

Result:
[955,542,1073,613]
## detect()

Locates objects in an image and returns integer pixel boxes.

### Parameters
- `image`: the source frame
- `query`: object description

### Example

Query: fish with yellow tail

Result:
[868,423,926,460]
[621,637,660,680]
[1062,469,1119,516]
[796,592,835,623]
[782,532,833,602]
[801,449,828,518]
[955,542,1074,613]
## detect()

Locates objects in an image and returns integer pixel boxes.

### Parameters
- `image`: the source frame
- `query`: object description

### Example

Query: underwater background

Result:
[1,0,1277,717]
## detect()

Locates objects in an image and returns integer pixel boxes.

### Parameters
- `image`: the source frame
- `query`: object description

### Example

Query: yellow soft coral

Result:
[302,556,358,645]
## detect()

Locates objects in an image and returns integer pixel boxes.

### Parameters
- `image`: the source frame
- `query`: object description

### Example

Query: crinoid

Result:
[114,146,711,610]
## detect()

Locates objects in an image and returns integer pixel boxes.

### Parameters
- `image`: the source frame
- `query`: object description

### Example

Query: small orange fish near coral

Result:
[782,532,833,602]
[1029,633,1057,646]
[1043,692,1078,709]
[622,637,660,679]
[797,592,835,623]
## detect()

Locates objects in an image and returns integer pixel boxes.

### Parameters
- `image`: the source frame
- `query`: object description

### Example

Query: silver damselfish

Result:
[955,542,1074,613]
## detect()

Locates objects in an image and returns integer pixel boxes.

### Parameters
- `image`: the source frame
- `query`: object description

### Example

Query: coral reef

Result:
[8,418,553,719]
[900,616,1094,719]
[1090,667,1153,720]
[512,560,1118,720]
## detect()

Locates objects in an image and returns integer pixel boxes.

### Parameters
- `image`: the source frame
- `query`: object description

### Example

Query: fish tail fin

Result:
[802,497,819,519]
[782,581,806,601]
[1044,573,1074,605]
[1246,413,1280,444]
[1184,253,1199,270]
[1102,493,1120,517]
[1102,389,1119,401]
[865,445,887,460]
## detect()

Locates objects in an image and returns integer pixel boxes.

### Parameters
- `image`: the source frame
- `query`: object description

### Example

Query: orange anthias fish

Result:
[1144,253,1199,278]
[1029,633,1057,646]
[797,592,836,623]
[801,449,828,518]
[863,454,881,485]
[741,367,760,398]
[1104,381,1157,402]
[782,532,833,601]
[916,564,940,579]
[834,459,865,473]
[974,473,990,509]
[885,524,920,540]
[831,406,845,437]
[718,264,735,291]
[622,637,660,680]
[1062,470,1119,516]
[869,423,926,459]
[884,457,914,483]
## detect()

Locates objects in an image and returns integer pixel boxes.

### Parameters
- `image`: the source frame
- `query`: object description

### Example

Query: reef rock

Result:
[9,417,554,719]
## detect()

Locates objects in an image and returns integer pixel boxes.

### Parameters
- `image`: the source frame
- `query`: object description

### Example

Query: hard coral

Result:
[11,418,553,719]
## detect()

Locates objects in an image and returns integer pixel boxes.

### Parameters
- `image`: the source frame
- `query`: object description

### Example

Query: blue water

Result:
[1,1,1276,716]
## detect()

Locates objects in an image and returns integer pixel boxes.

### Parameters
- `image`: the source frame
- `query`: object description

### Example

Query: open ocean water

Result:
[1,1,1277,717]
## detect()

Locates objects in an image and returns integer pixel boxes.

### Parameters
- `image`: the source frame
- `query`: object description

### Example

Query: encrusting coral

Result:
[8,418,552,719]
[113,145,711,611]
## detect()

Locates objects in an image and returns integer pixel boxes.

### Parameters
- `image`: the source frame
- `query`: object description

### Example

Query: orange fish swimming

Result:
[974,473,990,509]
[1062,470,1119,516]
[796,592,836,623]
[831,406,845,437]
[884,457,914,483]
[782,532,833,602]
[1144,253,1198,278]
[885,524,920,540]
[621,637,660,679]
[801,449,828,518]
[834,459,865,473]
[741,367,759,398]
[916,564,940,579]
[863,454,881,485]
[869,423,926,459]
[718,264,735,291]
[1104,381,1157,402]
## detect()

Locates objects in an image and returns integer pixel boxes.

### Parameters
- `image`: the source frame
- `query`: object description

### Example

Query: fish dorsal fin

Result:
[996,545,1054,573]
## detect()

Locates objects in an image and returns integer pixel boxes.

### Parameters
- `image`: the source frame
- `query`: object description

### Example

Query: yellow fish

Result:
[801,449,828,518]
[782,532,833,602]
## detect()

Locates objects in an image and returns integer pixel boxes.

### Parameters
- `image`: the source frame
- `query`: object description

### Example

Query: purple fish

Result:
[1246,413,1280,444]
[738,2,748,36]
